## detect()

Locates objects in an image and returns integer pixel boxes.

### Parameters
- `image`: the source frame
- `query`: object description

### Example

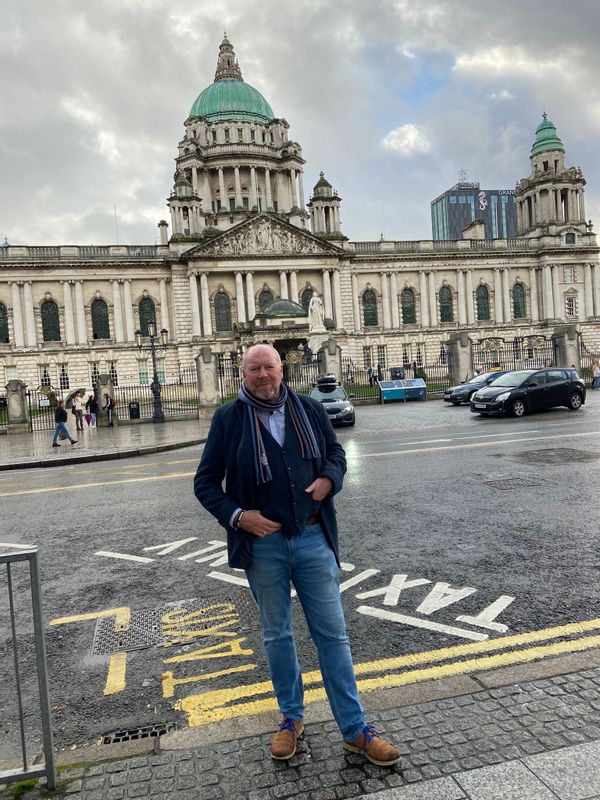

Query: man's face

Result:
[242,346,283,400]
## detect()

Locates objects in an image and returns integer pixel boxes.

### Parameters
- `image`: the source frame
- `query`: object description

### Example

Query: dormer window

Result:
[224,128,230,142]
[237,128,243,141]
[250,129,256,142]
[211,130,217,143]
[565,232,576,245]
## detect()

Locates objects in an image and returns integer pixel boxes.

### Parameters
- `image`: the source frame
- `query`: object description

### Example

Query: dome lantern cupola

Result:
[531,112,565,157]
[214,33,244,83]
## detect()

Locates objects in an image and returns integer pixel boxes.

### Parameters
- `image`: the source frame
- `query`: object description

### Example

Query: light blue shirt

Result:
[229,405,286,526]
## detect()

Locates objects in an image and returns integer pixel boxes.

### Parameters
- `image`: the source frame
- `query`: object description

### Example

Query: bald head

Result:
[242,344,283,400]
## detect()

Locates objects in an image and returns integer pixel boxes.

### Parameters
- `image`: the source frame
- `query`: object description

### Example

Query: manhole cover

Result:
[92,596,261,656]
[510,448,600,466]
[484,478,542,490]
[101,721,177,745]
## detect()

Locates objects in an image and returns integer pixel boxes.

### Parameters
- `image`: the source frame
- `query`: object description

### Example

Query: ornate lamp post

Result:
[135,320,168,423]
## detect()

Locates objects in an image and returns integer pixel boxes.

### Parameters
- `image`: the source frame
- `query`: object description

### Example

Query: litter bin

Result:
[128,401,140,420]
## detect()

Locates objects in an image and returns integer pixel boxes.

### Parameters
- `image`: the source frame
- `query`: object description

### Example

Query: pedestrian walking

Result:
[73,392,84,431]
[103,393,115,426]
[592,359,600,389]
[51,400,77,447]
[194,344,400,766]
[367,365,374,387]
[85,393,98,427]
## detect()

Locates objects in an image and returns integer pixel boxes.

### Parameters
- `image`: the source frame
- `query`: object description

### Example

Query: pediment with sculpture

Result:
[185,214,343,259]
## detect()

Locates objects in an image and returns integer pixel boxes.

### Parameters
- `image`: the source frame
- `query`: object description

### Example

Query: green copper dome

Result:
[531,113,564,156]
[190,80,274,123]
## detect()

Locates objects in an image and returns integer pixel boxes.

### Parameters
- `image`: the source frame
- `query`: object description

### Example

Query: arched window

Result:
[513,283,526,319]
[401,289,416,324]
[0,303,8,343]
[258,288,273,311]
[301,287,313,311]
[363,289,378,326]
[138,297,156,336]
[215,291,232,331]
[565,232,576,245]
[91,298,110,340]
[41,300,61,342]
[476,285,490,321]
[439,287,453,322]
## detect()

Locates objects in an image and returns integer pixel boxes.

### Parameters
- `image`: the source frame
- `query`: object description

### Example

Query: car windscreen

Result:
[310,386,347,401]
[486,371,532,387]
[468,372,497,384]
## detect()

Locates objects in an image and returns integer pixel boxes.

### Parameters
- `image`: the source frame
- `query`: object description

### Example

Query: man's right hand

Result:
[238,510,282,538]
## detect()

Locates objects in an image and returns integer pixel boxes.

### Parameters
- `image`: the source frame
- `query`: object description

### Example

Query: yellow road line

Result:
[104,652,128,696]
[175,631,600,726]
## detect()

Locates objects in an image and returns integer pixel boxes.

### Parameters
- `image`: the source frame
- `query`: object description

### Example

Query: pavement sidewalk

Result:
[4,649,600,799]
[0,419,210,470]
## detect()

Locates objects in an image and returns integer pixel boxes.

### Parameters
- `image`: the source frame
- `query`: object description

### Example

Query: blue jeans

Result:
[52,422,75,444]
[245,523,365,741]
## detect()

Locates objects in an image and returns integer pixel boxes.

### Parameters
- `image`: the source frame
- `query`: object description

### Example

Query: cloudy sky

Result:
[1,0,598,245]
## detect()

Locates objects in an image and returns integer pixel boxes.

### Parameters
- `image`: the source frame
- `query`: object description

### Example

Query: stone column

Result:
[200,273,212,336]
[542,265,553,319]
[289,271,298,304]
[419,271,429,327]
[122,279,135,342]
[381,273,391,329]
[351,274,361,330]
[250,167,258,210]
[290,168,299,208]
[74,280,87,344]
[502,268,511,323]
[457,270,467,325]
[583,263,592,319]
[390,272,400,329]
[466,269,475,324]
[5,379,29,434]
[159,278,169,334]
[62,280,76,344]
[593,263,600,318]
[552,264,561,320]
[493,269,503,323]
[23,281,37,346]
[428,271,437,326]
[218,168,226,211]
[235,271,247,323]
[279,271,289,300]
[298,171,305,210]
[332,270,343,329]
[191,165,198,194]
[579,189,586,222]
[265,168,273,209]
[529,267,539,321]
[189,273,202,336]
[10,282,24,347]
[246,272,256,320]
[322,269,333,320]
[234,167,243,209]
[111,279,124,341]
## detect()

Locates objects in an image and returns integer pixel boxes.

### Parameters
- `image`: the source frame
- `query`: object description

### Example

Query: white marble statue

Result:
[308,291,325,330]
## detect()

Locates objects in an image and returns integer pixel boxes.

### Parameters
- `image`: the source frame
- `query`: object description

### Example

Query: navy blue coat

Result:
[194,394,347,569]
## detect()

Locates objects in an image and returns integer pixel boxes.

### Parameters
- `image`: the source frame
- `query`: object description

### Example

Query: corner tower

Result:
[166,35,308,242]
[515,114,588,238]
[308,172,346,241]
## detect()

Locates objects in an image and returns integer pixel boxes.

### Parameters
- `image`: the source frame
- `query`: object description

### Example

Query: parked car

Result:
[470,368,586,417]
[309,374,356,426]
[443,371,508,405]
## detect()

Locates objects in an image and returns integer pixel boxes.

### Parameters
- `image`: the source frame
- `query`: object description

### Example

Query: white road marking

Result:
[356,605,489,641]
[339,569,380,593]
[456,595,515,633]
[356,574,431,605]
[416,582,477,615]
[207,571,250,588]
[144,538,198,555]
[94,551,155,563]
[177,540,227,561]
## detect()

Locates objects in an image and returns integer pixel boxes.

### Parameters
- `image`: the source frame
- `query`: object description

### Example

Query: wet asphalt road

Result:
[1,394,600,760]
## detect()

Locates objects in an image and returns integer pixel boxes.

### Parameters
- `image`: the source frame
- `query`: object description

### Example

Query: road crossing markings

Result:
[174,616,600,726]
[95,551,155,564]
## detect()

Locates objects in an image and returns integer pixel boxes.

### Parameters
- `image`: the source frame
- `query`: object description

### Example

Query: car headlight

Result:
[495,391,511,402]
[342,404,353,412]
[472,391,481,400]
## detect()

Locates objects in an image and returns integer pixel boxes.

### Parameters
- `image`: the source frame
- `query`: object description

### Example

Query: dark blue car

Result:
[443,371,508,405]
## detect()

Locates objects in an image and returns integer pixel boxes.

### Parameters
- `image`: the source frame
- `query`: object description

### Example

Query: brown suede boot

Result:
[271,717,304,760]
[343,725,401,766]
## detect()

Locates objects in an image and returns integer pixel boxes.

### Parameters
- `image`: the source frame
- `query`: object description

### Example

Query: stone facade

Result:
[1,40,600,394]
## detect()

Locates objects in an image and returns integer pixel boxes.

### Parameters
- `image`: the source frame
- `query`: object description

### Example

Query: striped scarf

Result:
[238,382,321,484]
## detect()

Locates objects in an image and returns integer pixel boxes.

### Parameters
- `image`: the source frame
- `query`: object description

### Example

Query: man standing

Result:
[85,393,98,427]
[73,392,84,432]
[194,344,400,766]
[51,400,77,447]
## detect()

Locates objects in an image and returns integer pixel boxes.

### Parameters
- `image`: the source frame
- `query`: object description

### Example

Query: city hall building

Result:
[1,36,600,407]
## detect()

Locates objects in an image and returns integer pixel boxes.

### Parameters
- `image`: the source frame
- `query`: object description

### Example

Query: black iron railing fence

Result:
[215,353,324,403]
[113,376,199,420]
[0,394,7,429]
[579,338,599,387]
[340,358,451,399]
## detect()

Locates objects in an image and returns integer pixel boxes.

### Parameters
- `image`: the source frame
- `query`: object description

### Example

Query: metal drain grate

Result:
[92,595,261,656]
[101,721,177,745]
[483,478,542,490]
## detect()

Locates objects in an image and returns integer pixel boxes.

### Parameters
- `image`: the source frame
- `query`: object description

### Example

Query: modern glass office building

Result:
[431,182,517,240]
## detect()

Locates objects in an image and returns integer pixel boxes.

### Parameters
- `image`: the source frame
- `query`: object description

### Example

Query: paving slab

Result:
[454,760,560,800]
[524,740,600,800]
[356,777,466,799]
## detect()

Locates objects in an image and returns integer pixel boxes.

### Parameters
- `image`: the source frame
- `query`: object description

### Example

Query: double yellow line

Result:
[175,617,600,726]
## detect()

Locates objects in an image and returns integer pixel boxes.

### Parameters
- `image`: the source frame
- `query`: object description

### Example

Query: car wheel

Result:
[567,392,583,411]
[511,398,526,417]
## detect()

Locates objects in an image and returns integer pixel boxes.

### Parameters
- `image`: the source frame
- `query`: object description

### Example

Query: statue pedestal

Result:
[6,379,30,435]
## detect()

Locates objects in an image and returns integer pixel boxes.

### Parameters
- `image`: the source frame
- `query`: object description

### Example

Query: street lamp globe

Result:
[160,328,168,347]
[135,329,142,349]
[147,320,157,338]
